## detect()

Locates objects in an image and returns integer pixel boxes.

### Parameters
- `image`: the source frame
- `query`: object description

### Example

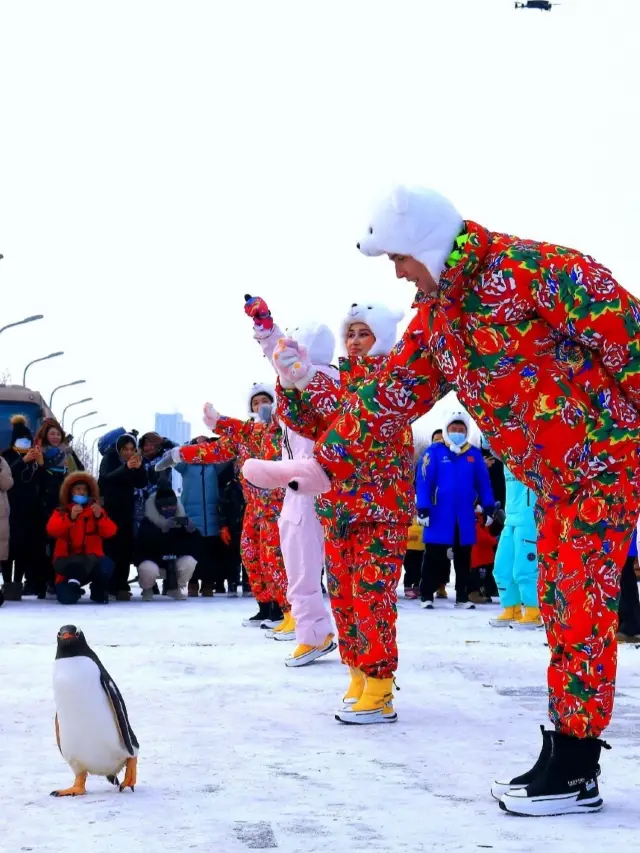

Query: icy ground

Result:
[1,591,639,853]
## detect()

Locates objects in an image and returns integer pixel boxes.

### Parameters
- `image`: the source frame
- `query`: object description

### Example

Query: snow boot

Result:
[3,581,22,601]
[491,726,552,799]
[285,634,336,667]
[201,583,215,598]
[420,598,434,610]
[343,667,365,706]
[335,676,397,724]
[469,591,488,605]
[489,605,519,628]
[500,731,609,816]
[242,600,272,627]
[512,605,543,630]
[188,581,200,598]
[436,584,448,599]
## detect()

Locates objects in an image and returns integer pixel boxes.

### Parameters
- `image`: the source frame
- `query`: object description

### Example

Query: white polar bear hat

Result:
[284,321,335,367]
[247,381,275,415]
[357,185,464,281]
[443,409,472,445]
[340,301,404,357]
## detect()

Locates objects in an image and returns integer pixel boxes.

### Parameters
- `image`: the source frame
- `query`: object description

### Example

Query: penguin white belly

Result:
[54,657,130,777]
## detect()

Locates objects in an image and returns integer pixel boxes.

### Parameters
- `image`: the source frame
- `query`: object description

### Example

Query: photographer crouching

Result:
[134,482,200,600]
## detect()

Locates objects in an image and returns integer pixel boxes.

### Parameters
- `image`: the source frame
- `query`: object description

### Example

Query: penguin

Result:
[51,624,139,797]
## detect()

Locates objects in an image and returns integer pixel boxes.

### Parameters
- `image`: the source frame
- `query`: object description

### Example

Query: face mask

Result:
[258,403,273,424]
[14,439,32,451]
[159,506,176,519]
[448,432,467,447]
[72,494,88,506]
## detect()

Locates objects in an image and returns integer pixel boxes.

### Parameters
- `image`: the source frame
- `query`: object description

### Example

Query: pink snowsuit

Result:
[257,323,335,646]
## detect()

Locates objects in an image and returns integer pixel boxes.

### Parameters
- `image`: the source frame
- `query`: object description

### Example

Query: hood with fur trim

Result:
[144,492,186,529]
[357,185,464,281]
[59,471,101,505]
[284,321,335,366]
[339,301,404,357]
[443,410,472,454]
[247,382,275,415]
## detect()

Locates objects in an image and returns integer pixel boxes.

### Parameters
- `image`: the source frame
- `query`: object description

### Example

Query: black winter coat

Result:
[1,449,44,555]
[134,495,201,569]
[99,449,149,566]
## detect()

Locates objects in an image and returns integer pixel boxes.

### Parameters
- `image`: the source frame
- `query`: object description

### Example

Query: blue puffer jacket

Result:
[504,466,537,532]
[416,442,495,547]
[175,462,221,537]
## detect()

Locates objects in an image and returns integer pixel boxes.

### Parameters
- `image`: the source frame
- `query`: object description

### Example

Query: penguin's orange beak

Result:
[59,632,75,640]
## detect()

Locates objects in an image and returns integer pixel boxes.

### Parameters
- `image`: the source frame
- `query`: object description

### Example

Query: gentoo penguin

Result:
[51,624,139,797]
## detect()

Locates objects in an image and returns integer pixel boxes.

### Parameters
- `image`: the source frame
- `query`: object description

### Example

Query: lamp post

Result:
[71,411,98,437]
[61,397,93,430]
[80,423,106,474]
[22,351,63,386]
[1,314,44,336]
[91,434,102,475]
[49,379,86,409]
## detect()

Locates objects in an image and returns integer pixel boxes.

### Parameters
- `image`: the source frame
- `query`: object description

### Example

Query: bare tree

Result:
[0,368,11,385]
[73,440,94,473]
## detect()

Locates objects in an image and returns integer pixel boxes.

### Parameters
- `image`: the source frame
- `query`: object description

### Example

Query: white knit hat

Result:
[247,382,275,415]
[339,301,404,357]
[357,185,464,280]
[284,321,335,366]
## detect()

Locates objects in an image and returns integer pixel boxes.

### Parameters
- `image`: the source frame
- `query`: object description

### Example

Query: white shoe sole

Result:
[420,601,434,610]
[261,618,285,630]
[335,707,398,725]
[242,619,269,627]
[489,620,515,628]
[285,641,337,667]
[272,630,296,642]
[491,781,523,800]
[511,622,544,630]
[499,790,603,816]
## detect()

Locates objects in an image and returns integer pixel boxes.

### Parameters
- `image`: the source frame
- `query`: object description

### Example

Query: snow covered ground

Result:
[1,590,639,853]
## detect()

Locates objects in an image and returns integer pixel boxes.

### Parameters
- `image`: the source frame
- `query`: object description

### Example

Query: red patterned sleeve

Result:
[278,383,323,441]
[531,253,640,408]
[179,437,236,465]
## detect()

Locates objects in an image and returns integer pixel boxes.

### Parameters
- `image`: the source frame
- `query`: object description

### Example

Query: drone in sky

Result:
[514,1,557,10]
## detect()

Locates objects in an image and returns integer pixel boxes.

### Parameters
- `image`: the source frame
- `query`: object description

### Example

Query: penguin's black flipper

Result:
[99,672,139,756]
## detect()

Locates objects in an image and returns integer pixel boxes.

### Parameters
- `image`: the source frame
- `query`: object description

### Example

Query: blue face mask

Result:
[159,506,176,519]
[448,432,467,447]
[72,494,88,506]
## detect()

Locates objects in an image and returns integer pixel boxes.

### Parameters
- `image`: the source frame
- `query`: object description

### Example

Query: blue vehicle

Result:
[0,384,54,450]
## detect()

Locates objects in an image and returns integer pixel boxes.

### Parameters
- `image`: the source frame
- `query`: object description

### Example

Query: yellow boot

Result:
[271,612,297,642]
[285,634,337,667]
[342,667,366,706]
[489,605,519,628]
[513,606,543,630]
[336,676,397,724]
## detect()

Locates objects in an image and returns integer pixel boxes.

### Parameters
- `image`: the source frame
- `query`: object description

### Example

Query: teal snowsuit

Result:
[493,467,538,608]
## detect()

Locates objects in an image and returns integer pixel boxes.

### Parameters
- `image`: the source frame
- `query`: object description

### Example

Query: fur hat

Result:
[60,471,100,505]
[10,414,33,445]
[339,301,404,357]
[442,410,472,451]
[247,382,275,415]
[284,321,335,366]
[357,185,464,281]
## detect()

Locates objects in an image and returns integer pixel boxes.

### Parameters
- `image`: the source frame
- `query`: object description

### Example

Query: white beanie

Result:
[357,186,464,281]
[247,381,275,415]
[339,301,404,357]
[284,321,335,366]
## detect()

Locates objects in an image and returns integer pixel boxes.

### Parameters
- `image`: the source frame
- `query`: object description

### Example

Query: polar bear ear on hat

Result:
[390,185,410,215]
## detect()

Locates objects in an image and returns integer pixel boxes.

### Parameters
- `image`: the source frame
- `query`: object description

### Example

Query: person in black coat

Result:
[217,460,246,595]
[98,433,148,600]
[1,416,46,599]
[134,482,201,600]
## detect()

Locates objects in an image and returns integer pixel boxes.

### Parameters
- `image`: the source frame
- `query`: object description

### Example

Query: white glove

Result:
[485,515,494,527]
[416,511,430,527]
[474,505,483,515]
[274,337,315,390]
[203,402,219,430]
[446,548,454,561]
[155,446,182,471]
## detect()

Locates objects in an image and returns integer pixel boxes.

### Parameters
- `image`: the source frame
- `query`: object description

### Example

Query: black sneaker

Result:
[499,731,609,816]
[492,726,552,799]
[242,600,272,627]
[260,601,284,629]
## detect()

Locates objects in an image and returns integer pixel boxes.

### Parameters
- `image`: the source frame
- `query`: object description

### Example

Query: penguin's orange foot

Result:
[51,773,87,797]
[120,757,137,792]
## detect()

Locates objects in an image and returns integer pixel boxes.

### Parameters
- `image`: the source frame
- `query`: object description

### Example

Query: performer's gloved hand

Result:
[202,402,219,431]
[220,526,232,546]
[417,509,430,528]
[244,294,274,339]
[155,446,182,471]
[274,337,313,389]
[482,506,495,527]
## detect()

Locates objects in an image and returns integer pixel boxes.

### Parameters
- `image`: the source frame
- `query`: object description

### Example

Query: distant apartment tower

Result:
[155,412,191,445]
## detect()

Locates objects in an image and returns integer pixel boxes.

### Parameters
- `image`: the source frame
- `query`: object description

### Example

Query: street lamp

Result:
[1,314,44,336]
[80,422,107,446]
[61,397,93,430]
[91,434,102,475]
[22,351,63,386]
[71,411,98,436]
[49,379,86,409]
[79,423,106,474]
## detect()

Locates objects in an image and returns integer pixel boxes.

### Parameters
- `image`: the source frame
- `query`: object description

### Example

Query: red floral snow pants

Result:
[324,521,404,679]
[258,517,289,612]
[240,502,263,600]
[537,467,639,738]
